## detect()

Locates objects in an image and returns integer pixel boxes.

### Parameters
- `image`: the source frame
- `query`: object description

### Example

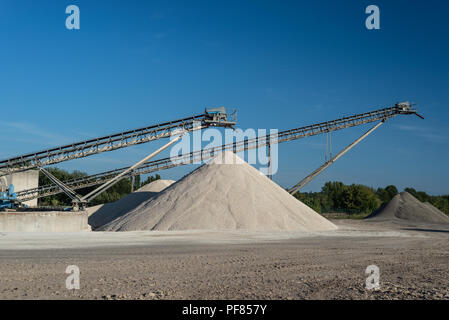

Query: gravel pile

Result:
[100,152,337,232]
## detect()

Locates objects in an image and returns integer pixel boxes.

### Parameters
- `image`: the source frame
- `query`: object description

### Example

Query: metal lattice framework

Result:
[0,110,236,177]
[16,103,419,202]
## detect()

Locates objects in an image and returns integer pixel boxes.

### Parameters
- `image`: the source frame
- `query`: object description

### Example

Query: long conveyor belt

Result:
[16,103,420,202]
[0,108,236,176]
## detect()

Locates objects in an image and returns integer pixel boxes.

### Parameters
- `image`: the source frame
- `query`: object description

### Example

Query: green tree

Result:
[341,184,381,213]
[321,181,345,210]
[377,185,398,203]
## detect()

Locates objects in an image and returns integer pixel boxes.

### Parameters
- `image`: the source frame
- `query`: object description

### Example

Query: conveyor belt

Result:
[0,109,235,176]
[16,103,419,202]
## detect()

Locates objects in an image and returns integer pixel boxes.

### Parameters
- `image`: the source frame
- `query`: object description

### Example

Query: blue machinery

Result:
[0,184,22,210]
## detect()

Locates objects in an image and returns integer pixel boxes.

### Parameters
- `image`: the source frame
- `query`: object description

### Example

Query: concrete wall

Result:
[0,176,8,192]
[0,211,91,232]
[1,170,39,207]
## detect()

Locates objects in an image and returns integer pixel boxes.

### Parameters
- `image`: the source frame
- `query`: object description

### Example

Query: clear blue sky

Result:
[1,0,448,194]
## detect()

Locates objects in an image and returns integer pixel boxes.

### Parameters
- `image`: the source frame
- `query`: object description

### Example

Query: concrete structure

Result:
[0,211,91,232]
[0,170,39,206]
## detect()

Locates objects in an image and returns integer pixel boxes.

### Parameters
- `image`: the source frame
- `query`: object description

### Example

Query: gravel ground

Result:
[0,220,448,300]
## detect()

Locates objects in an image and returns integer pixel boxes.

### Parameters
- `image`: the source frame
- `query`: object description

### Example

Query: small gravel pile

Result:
[87,179,175,229]
[366,191,449,224]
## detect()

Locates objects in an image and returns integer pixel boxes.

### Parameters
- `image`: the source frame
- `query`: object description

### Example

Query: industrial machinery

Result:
[35,128,189,210]
[15,102,423,203]
[288,121,385,194]
[0,184,23,210]
[288,102,424,194]
[0,107,236,211]
[204,107,236,127]
[0,107,236,177]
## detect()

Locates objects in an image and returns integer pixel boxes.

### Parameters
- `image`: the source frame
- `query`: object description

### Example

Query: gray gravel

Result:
[0,220,448,300]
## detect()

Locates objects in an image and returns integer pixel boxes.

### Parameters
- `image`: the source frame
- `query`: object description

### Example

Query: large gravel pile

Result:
[100,152,337,232]
[366,191,449,224]
[87,179,175,229]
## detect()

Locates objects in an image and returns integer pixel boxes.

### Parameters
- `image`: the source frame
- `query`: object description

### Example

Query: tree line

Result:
[293,181,449,216]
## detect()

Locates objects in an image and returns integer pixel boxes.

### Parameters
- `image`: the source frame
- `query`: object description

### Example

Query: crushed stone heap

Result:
[366,191,449,224]
[100,152,337,232]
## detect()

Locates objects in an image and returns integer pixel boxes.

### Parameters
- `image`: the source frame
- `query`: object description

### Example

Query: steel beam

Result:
[288,121,384,195]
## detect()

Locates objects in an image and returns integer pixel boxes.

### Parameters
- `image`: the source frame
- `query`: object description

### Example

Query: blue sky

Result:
[1,0,448,194]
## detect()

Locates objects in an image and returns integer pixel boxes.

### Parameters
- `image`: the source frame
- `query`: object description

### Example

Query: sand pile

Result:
[423,202,449,219]
[366,192,449,224]
[87,179,175,229]
[99,152,337,232]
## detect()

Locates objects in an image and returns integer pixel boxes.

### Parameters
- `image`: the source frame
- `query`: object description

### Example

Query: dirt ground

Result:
[0,219,448,300]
